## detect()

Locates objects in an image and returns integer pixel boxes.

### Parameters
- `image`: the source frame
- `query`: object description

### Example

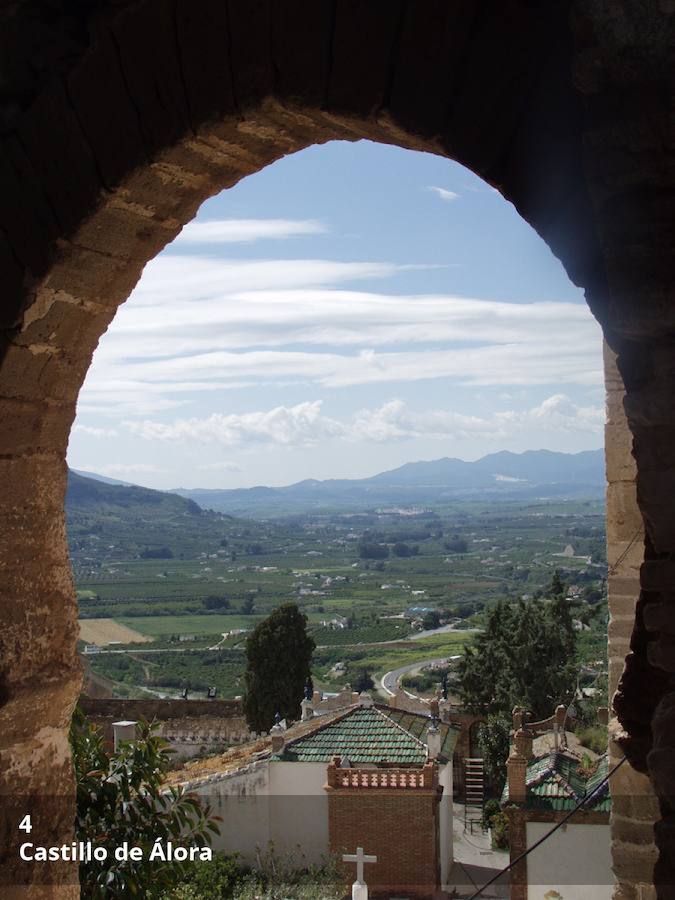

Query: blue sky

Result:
[68,140,604,490]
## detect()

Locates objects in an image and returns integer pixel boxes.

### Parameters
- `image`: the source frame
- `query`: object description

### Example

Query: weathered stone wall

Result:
[0,2,673,895]
[605,345,661,900]
[79,698,250,762]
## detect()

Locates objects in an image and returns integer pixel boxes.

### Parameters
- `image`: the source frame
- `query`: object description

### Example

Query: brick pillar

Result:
[507,729,533,805]
[604,344,659,899]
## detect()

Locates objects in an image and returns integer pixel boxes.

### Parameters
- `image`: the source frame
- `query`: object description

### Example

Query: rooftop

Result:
[274,703,459,765]
[503,751,610,813]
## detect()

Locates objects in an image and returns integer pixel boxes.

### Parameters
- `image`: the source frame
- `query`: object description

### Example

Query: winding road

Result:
[380,656,455,696]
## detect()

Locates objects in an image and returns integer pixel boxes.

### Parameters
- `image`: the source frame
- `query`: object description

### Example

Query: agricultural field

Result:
[78,618,152,645]
[71,479,608,699]
[85,631,473,700]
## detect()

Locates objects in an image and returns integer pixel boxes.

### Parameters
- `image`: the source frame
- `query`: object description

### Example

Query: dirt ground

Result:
[78,618,152,645]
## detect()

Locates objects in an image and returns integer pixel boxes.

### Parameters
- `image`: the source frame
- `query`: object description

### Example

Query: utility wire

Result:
[464,755,626,900]
[607,526,643,577]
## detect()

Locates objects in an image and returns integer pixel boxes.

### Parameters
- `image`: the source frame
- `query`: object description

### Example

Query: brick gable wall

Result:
[326,762,441,896]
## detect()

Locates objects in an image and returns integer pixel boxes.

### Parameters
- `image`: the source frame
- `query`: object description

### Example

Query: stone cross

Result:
[343,846,377,900]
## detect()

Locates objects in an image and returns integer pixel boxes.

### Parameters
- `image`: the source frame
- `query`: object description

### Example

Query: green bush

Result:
[576,724,608,755]
[482,798,502,831]
[167,846,348,900]
[233,846,347,900]
[490,811,510,850]
[163,855,249,899]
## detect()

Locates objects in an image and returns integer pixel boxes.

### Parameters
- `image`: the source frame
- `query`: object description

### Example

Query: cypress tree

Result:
[243,603,315,733]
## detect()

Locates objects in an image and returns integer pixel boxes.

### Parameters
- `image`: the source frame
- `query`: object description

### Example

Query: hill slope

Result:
[66,470,235,562]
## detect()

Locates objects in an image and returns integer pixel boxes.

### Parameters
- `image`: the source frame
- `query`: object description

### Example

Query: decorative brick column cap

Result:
[514,727,533,759]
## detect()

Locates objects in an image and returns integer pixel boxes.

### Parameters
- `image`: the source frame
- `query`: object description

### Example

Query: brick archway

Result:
[1,2,673,895]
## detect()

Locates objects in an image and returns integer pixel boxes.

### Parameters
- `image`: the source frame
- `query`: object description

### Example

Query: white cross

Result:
[343,846,377,884]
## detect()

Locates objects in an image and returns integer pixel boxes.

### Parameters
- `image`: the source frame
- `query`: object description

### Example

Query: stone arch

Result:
[1,1,673,896]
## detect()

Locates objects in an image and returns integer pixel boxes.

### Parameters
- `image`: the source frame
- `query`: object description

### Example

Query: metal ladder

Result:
[463,757,485,833]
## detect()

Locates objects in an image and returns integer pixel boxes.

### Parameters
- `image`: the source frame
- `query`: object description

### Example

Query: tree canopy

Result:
[243,603,316,732]
[71,710,218,898]
[353,667,375,693]
[358,542,389,560]
[458,571,577,720]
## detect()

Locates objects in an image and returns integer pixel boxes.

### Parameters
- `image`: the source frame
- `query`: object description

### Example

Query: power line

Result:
[465,755,626,900]
[607,526,643,577]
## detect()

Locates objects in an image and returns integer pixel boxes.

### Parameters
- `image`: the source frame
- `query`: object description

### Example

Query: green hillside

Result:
[66,470,239,563]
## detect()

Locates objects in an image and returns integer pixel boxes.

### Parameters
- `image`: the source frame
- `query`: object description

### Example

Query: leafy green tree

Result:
[422,610,442,630]
[353,668,375,693]
[243,604,316,732]
[444,535,468,553]
[392,542,414,557]
[478,714,511,789]
[458,593,578,720]
[358,542,389,559]
[71,710,219,899]
[203,595,230,610]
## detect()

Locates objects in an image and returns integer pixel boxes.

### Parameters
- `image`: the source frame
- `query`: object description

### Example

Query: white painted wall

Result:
[191,761,271,863]
[189,760,329,866]
[268,761,330,865]
[438,761,453,887]
[525,821,612,900]
[189,756,453,879]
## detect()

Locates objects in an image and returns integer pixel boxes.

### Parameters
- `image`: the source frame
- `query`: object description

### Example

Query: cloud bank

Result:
[174,218,328,245]
[77,250,602,417]
[123,395,603,449]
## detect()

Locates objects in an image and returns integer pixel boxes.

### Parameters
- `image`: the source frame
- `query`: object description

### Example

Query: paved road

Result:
[408,623,477,641]
[380,656,452,696]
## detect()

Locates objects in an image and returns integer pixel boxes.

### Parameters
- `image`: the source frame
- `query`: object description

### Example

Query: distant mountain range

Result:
[166,448,605,517]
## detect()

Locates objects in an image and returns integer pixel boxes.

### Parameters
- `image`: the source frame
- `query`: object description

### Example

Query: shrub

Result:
[482,798,502,831]
[233,846,347,900]
[165,855,248,899]
[576,725,608,755]
[490,811,510,850]
[478,715,511,791]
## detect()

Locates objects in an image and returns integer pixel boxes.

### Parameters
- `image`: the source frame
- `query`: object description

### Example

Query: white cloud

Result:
[123,395,603,450]
[71,424,118,438]
[95,463,167,475]
[125,401,342,448]
[196,461,242,472]
[428,186,459,202]
[348,400,499,442]
[525,393,604,431]
[352,395,604,442]
[174,218,327,245]
[123,256,405,310]
[77,247,601,417]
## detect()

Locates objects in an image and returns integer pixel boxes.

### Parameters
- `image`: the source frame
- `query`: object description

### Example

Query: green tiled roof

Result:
[503,752,610,813]
[274,705,458,765]
[384,708,458,761]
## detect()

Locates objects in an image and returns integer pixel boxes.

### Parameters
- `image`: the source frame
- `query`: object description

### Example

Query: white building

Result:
[174,697,459,895]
